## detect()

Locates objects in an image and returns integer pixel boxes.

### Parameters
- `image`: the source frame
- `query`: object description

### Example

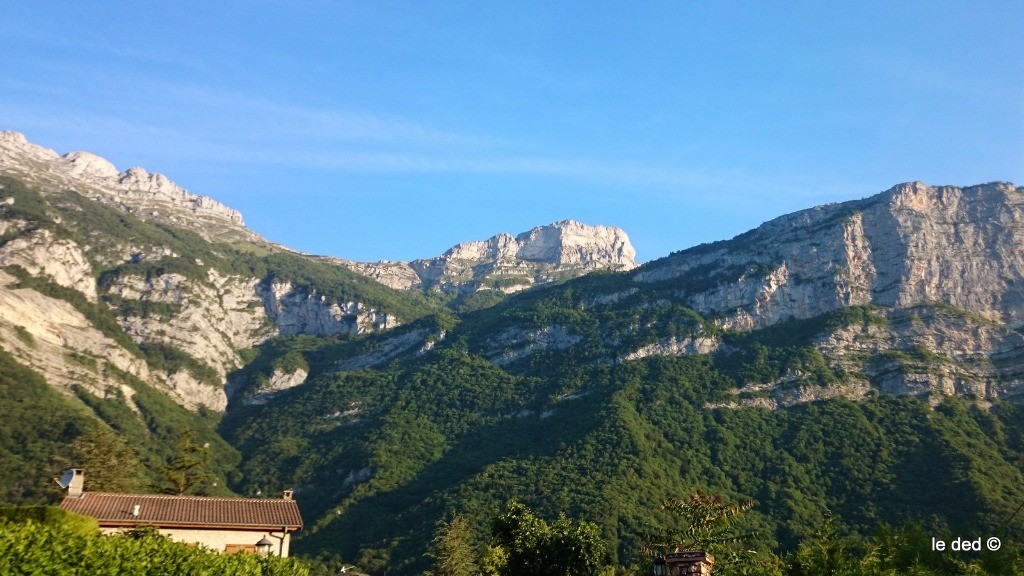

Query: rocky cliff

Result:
[413,181,1024,407]
[5,127,1022,415]
[0,132,641,415]
[339,219,638,294]
[0,132,424,412]
[635,182,1024,331]
[0,130,248,241]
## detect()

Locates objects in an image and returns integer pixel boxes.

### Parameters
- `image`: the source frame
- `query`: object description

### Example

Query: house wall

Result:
[99,526,293,557]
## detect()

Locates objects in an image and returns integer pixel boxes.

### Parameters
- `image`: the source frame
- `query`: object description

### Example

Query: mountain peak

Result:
[514,220,637,269]
[0,131,246,231]
[0,130,28,144]
[337,220,637,294]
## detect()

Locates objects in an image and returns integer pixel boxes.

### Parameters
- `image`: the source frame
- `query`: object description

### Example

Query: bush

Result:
[0,517,310,575]
[0,505,98,536]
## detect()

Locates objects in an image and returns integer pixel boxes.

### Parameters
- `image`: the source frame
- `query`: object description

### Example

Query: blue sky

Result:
[2,2,1022,262]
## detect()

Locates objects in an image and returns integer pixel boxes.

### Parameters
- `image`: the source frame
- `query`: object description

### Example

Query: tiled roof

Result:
[60,492,303,530]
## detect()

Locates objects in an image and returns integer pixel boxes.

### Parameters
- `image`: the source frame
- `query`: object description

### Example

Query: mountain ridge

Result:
[0,130,247,236]
[332,218,637,295]
[0,130,639,297]
[5,129,1024,574]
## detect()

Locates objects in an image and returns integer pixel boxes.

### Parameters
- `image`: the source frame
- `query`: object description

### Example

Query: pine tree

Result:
[72,427,146,492]
[426,514,477,576]
[158,430,212,495]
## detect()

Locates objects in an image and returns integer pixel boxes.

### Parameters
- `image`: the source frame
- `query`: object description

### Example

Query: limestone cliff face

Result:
[343,220,638,294]
[0,268,225,411]
[819,306,1024,401]
[623,181,1024,407]
[0,131,412,413]
[636,182,1024,331]
[258,280,399,336]
[0,226,98,301]
[710,304,1024,410]
[515,220,636,269]
[0,130,248,239]
[106,271,272,376]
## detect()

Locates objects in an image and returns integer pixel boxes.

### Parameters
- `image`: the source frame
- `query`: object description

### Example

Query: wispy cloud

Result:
[0,56,871,206]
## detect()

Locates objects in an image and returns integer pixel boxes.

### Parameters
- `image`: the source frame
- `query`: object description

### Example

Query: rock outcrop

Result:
[258,280,399,336]
[0,227,98,301]
[0,131,412,413]
[636,182,1024,331]
[341,220,638,294]
[0,268,225,411]
[0,130,247,238]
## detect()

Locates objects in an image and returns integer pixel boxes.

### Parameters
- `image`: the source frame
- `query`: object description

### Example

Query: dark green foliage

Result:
[0,517,310,575]
[426,514,478,576]
[786,517,1024,575]
[0,506,98,536]
[723,305,888,350]
[0,176,49,245]
[105,294,183,320]
[12,325,34,346]
[139,342,221,387]
[452,289,507,313]
[223,337,1024,573]
[68,369,240,495]
[72,427,147,492]
[644,492,778,575]
[0,349,94,503]
[158,429,215,495]
[488,501,610,576]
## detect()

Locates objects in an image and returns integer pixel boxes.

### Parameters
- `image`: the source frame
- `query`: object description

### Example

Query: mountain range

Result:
[2,131,1024,573]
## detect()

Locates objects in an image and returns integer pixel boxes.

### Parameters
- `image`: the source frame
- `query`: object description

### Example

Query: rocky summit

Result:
[0,131,636,412]
[0,131,248,241]
[333,219,637,294]
[635,181,1024,331]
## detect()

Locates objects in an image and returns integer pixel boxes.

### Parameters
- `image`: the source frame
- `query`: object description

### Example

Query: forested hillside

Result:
[222,277,1024,573]
[0,166,436,497]
[4,140,1024,575]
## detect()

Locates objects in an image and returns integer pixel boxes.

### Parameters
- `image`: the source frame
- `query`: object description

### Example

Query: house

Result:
[58,469,303,557]
[659,551,715,575]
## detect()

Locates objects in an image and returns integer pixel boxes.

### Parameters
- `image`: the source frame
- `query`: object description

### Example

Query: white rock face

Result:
[62,151,121,180]
[0,269,224,411]
[337,328,430,371]
[262,367,309,393]
[819,306,1024,401]
[342,220,638,294]
[0,130,247,236]
[618,334,720,362]
[485,325,582,365]
[108,269,276,384]
[0,227,98,301]
[516,220,636,268]
[259,281,399,337]
[711,304,1024,410]
[636,182,1024,331]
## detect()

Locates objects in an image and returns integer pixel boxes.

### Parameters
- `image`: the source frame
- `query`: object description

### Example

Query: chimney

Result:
[282,490,294,500]
[62,469,85,498]
[132,504,141,517]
